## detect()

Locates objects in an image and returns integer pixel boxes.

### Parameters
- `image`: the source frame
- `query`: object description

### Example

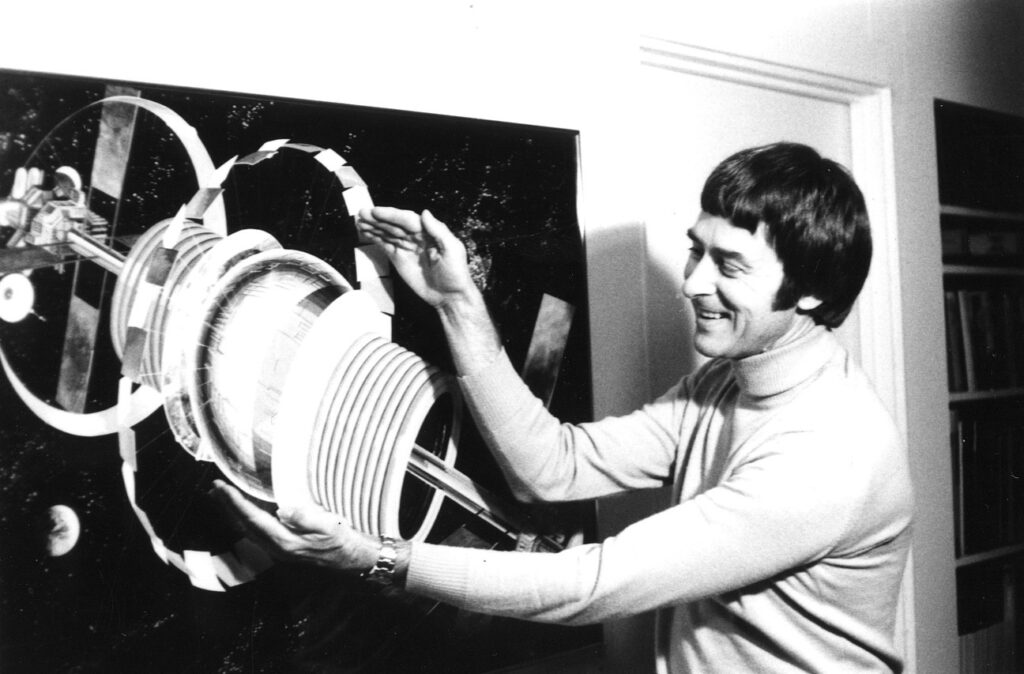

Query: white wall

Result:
[4,2,1024,672]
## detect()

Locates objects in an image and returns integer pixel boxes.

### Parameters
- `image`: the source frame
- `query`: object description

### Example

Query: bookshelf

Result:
[936,99,1024,671]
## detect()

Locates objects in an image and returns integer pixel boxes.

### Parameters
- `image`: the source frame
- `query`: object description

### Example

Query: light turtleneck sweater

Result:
[406,326,913,673]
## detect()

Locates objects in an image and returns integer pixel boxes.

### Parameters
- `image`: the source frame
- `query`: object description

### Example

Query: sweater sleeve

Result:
[457,350,686,501]
[406,430,859,625]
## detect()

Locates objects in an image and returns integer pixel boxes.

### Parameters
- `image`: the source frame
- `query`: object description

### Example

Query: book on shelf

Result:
[942,222,967,259]
[957,290,978,391]
[956,561,1007,636]
[945,287,1024,393]
[968,229,1021,258]
[940,212,1024,266]
[1015,293,1024,388]
[951,407,1024,558]
[993,291,1018,389]
[945,291,968,392]
[951,408,966,554]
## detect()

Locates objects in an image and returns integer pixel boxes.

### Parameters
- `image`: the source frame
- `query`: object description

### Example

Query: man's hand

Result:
[356,207,476,309]
[357,206,502,375]
[209,479,406,577]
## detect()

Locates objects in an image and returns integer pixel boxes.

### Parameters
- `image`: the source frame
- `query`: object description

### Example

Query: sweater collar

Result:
[730,325,838,398]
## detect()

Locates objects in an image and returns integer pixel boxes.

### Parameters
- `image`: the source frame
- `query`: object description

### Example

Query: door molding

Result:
[639,36,915,673]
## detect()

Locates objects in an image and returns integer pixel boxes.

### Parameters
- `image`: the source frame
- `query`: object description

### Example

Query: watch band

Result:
[362,535,398,586]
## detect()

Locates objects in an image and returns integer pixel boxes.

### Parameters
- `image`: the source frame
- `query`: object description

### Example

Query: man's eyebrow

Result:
[715,248,748,263]
[687,231,750,263]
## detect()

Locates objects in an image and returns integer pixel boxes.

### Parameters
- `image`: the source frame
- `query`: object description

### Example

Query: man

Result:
[213,142,913,673]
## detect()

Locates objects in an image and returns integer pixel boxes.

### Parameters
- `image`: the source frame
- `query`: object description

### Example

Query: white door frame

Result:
[638,36,915,673]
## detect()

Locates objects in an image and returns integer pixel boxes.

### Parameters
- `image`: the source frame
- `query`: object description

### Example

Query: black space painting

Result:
[0,70,595,673]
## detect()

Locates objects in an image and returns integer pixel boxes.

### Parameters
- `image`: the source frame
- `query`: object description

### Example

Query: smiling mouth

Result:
[696,309,729,320]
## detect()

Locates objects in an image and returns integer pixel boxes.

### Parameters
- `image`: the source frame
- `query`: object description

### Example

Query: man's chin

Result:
[693,338,724,359]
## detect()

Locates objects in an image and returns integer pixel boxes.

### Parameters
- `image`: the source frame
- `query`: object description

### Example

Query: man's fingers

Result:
[358,206,455,247]
[358,206,463,273]
[210,480,292,548]
[358,206,423,233]
[361,218,418,241]
[359,228,422,256]
[357,211,428,250]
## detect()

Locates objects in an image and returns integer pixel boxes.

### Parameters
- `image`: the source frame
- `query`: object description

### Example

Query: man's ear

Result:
[796,296,822,312]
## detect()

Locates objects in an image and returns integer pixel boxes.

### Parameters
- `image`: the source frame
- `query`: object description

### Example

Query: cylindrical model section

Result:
[309,336,456,538]
[194,249,346,499]
[109,221,460,540]
[270,287,460,541]
[109,218,222,390]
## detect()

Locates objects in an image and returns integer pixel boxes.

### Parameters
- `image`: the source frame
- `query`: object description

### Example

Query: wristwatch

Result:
[362,535,398,586]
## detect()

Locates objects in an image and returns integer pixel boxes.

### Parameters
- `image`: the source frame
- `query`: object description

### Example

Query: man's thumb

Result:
[421,209,454,245]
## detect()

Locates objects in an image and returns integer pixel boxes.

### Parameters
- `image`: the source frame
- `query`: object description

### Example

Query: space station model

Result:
[0,94,557,591]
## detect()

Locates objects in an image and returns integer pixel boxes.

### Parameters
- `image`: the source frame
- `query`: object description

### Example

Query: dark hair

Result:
[700,142,872,328]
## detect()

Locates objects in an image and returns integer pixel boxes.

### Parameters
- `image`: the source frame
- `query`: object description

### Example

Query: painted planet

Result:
[46,504,81,557]
[0,273,34,323]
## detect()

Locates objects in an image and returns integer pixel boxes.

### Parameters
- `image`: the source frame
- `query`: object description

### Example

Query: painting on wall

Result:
[0,69,596,673]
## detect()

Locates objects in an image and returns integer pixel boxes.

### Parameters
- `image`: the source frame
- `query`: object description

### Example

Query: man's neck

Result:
[731,325,835,399]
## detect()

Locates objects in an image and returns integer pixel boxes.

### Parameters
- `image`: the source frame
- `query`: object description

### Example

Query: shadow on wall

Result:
[647,251,700,397]
[587,216,699,674]
[586,216,698,414]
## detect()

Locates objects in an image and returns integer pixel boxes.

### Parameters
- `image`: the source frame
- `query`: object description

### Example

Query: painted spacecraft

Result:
[0,93,556,592]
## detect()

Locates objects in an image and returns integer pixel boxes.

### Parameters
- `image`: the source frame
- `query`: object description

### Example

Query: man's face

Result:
[682,212,815,360]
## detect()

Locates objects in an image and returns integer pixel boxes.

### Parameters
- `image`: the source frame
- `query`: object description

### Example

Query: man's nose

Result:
[682,255,715,299]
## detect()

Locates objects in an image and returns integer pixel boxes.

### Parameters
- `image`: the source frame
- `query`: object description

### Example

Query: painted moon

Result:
[46,504,81,557]
[0,273,34,323]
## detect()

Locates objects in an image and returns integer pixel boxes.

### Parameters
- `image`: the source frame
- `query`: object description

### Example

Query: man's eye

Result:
[719,262,744,277]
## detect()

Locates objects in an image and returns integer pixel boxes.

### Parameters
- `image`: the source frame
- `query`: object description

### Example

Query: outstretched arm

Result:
[356,207,501,376]
[213,429,865,627]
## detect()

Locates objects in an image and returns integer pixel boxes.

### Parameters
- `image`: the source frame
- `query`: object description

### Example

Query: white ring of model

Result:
[0,96,226,437]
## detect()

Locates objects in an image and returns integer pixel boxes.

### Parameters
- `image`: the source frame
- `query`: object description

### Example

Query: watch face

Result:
[363,538,397,585]
[365,566,393,586]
